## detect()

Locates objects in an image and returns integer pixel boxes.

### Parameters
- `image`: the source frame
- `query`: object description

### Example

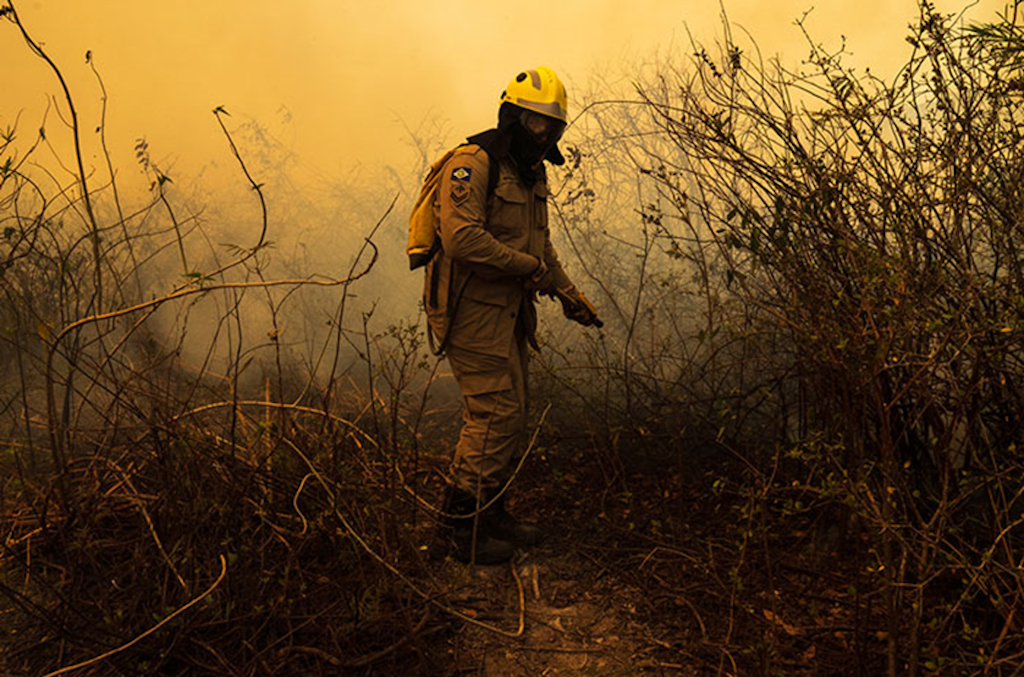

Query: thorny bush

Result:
[571,1,1024,674]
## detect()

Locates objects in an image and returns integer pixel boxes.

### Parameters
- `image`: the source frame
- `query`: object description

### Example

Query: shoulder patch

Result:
[451,167,473,182]
[450,182,470,205]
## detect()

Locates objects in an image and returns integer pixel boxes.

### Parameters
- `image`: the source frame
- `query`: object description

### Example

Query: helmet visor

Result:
[520,110,566,146]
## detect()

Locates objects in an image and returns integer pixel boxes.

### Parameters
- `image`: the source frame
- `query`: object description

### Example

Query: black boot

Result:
[441,486,515,565]
[487,492,543,546]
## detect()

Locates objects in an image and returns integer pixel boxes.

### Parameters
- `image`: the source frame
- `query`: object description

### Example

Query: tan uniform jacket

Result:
[424,144,574,368]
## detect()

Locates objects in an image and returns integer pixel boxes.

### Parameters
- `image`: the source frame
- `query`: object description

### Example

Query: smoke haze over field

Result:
[2,0,1006,373]
[1,0,1005,186]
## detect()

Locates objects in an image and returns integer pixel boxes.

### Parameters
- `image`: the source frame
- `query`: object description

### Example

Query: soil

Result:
[411,439,885,677]
[443,551,654,676]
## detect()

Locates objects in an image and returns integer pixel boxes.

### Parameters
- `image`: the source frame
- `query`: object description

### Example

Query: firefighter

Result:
[424,67,601,564]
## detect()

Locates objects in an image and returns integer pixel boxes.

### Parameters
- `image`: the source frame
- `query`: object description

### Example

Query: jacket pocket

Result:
[462,278,512,306]
[489,180,529,241]
[494,180,528,204]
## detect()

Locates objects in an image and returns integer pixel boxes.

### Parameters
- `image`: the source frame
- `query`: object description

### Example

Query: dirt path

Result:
[411,441,874,676]
[442,547,696,676]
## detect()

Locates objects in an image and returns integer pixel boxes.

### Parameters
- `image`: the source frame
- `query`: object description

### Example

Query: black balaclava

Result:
[466,102,564,184]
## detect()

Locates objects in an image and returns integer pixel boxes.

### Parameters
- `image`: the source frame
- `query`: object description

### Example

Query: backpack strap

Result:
[486,148,500,200]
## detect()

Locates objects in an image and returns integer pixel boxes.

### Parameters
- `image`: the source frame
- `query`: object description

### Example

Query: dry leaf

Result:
[763,608,803,636]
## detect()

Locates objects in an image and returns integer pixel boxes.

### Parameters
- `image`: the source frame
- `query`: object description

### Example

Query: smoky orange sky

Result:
[2,0,1006,186]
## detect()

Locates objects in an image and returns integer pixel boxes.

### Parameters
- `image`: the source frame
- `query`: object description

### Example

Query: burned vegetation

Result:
[4,2,1024,675]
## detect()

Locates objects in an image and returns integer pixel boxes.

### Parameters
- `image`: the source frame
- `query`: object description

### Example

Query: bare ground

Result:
[409,439,886,677]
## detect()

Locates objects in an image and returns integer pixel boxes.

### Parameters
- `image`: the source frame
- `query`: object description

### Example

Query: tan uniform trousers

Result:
[445,297,529,494]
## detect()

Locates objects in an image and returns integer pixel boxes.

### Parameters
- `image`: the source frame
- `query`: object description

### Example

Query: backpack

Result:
[406,144,500,270]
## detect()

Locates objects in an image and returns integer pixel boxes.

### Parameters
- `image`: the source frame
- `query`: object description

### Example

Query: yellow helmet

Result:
[500,67,568,123]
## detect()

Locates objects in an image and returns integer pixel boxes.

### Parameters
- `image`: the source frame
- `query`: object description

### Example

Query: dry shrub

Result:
[566,2,1024,673]
[0,5,453,675]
